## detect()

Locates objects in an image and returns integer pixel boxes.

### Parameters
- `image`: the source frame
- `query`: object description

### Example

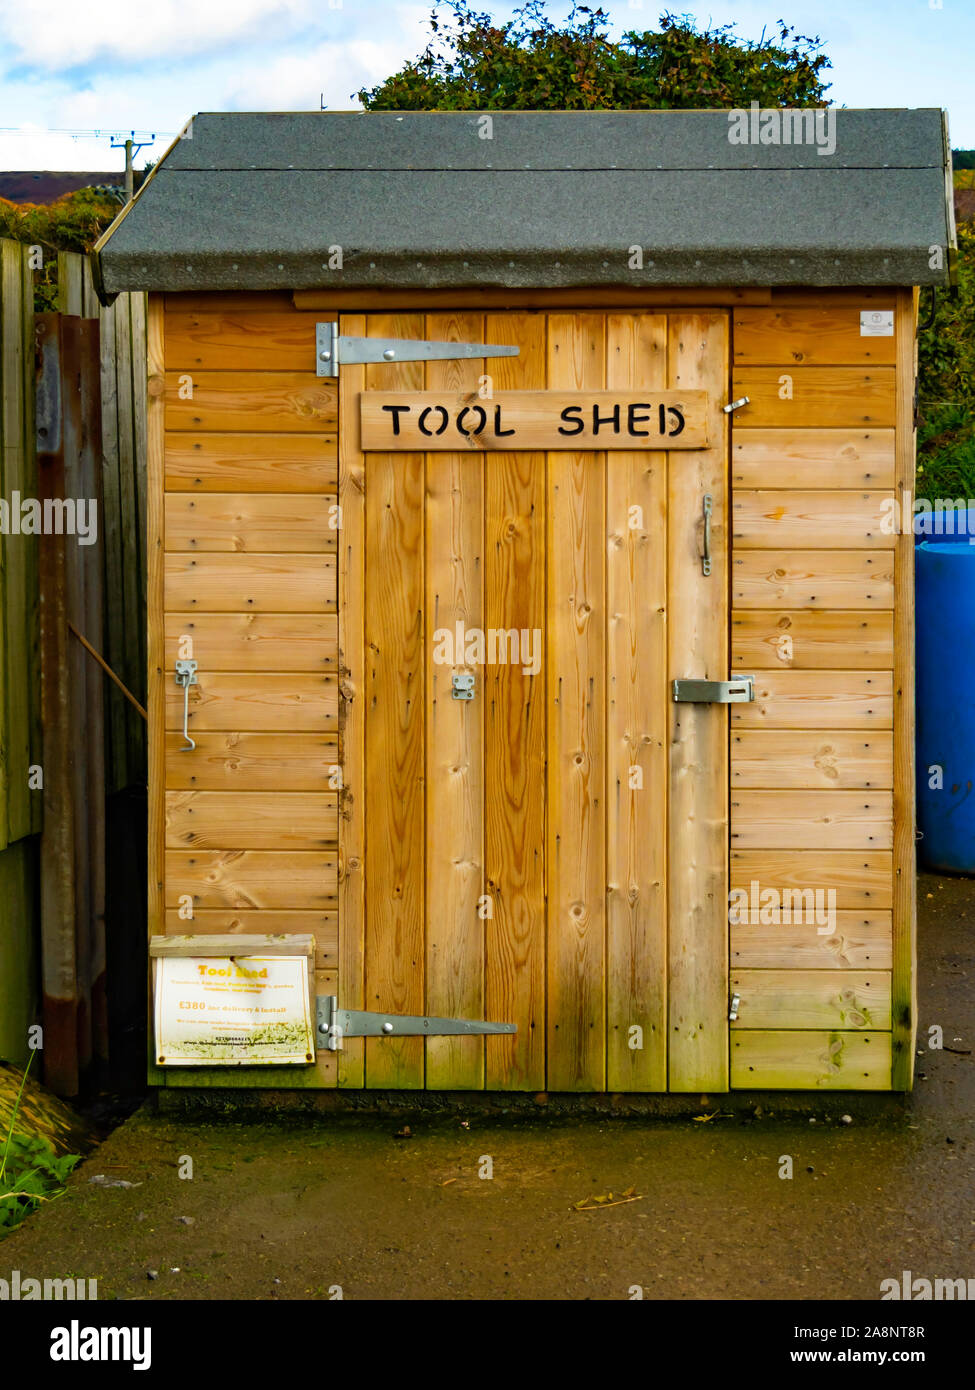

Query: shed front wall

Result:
[146,286,917,1093]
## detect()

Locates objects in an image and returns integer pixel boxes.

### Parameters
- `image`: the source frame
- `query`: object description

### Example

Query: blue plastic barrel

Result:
[916,540,975,873]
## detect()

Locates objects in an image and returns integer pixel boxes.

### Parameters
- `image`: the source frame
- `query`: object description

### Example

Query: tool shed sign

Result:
[360,391,708,451]
[154,955,315,1065]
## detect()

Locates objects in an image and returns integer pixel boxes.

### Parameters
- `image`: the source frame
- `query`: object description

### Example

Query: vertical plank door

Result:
[340,309,730,1091]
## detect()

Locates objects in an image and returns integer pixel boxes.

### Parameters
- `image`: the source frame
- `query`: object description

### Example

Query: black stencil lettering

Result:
[418,405,450,437]
[627,403,652,437]
[494,404,515,437]
[558,405,585,436]
[382,404,411,435]
[457,405,487,436]
[592,403,621,434]
[667,406,686,437]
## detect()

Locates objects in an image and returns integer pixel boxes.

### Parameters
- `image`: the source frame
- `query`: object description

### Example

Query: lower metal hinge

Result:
[315,996,517,1052]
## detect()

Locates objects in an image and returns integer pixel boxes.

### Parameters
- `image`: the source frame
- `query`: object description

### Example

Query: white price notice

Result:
[154,955,315,1065]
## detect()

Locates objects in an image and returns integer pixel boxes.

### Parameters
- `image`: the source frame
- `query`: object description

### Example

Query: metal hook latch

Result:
[174,659,198,751]
[452,671,475,701]
[729,992,741,1022]
[702,493,713,576]
[723,396,750,414]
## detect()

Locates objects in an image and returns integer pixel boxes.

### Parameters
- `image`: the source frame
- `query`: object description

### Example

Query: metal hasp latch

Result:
[729,993,741,1022]
[174,659,198,751]
[672,676,755,704]
[452,671,475,700]
[316,322,520,378]
[315,996,517,1052]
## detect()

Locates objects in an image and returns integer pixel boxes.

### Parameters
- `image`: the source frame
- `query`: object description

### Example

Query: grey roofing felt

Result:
[95,110,955,295]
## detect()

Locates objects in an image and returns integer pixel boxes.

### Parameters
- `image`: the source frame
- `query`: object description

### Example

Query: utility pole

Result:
[110,132,154,203]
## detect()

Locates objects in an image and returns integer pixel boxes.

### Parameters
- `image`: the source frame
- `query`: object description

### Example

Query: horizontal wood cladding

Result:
[732,551,894,608]
[728,291,901,1092]
[731,730,893,789]
[731,850,893,910]
[164,613,337,671]
[732,671,893,729]
[162,912,337,970]
[731,914,893,969]
[164,673,337,732]
[165,435,337,493]
[165,732,338,789]
[165,850,337,908]
[733,307,897,367]
[165,494,337,552]
[165,554,336,611]
[731,1031,892,1089]
[731,969,891,1030]
[733,429,896,489]
[731,790,894,851]
[732,491,895,549]
[165,372,337,432]
[732,368,895,428]
[165,309,321,371]
[732,611,894,670]
[165,791,338,850]
[158,296,340,1041]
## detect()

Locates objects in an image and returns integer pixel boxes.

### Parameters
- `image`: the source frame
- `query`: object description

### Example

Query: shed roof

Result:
[94,109,955,297]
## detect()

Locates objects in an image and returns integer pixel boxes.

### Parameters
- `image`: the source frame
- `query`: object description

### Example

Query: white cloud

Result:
[0,0,315,70]
[221,37,414,110]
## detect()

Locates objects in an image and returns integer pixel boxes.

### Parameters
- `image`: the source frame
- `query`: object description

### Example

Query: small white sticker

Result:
[860,310,894,337]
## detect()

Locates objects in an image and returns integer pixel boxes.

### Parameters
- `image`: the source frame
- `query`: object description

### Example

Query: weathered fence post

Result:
[36,312,79,1095]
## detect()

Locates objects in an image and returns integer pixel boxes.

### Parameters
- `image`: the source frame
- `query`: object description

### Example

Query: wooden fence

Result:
[0,238,148,1085]
[0,241,40,1067]
[58,252,147,795]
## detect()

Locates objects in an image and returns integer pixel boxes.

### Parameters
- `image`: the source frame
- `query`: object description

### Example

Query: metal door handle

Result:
[702,493,713,576]
[174,659,198,751]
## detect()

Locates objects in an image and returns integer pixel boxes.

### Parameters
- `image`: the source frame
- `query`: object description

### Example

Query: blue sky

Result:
[0,0,971,175]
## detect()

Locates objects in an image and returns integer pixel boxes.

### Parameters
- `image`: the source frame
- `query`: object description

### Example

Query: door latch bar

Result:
[316,322,520,378]
[672,676,755,704]
[174,659,198,751]
[315,996,516,1051]
[702,493,713,576]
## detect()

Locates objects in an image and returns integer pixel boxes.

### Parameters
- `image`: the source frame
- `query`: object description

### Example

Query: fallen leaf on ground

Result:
[572,1192,644,1212]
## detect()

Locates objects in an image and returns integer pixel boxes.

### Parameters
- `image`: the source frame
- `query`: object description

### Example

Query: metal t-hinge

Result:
[315,996,517,1051]
[316,322,520,377]
[672,676,755,704]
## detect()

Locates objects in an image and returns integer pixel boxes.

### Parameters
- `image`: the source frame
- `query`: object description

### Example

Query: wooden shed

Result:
[94,109,955,1095]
